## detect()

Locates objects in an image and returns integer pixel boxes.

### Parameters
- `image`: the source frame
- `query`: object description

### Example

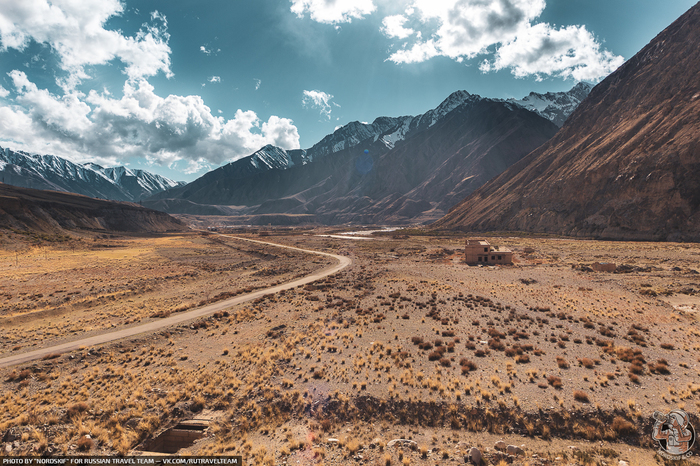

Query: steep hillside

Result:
[0,183,186,234]
[434,3,700,241]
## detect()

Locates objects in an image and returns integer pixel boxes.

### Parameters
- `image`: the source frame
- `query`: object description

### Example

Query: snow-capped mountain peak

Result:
[506,82,593,127]
[0,146,184,202]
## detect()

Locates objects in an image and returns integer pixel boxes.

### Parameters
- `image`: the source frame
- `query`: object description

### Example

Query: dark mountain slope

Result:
[434,2,700,241]
[0,183,186,234]
[306,99,558,224]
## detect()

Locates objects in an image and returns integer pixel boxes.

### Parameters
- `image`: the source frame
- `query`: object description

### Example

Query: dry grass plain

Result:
[1,229,699,465]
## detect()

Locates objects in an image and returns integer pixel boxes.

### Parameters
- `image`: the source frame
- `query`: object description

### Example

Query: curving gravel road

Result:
[0,234,352,368]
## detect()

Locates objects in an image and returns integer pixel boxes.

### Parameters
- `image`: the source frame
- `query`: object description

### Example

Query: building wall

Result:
[465,239,513,265]
[465,239,491,264]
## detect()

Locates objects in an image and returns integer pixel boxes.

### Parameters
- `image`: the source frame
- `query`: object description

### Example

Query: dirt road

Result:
[0,234,352,368]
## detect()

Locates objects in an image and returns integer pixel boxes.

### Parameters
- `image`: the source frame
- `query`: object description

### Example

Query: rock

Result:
[327,438,339,444]
[494,440,507,451]
[507,445,524,456]
[387,439,417,447]
[469,447,482,464]
[4,444,12,454]
[618,461,630,466]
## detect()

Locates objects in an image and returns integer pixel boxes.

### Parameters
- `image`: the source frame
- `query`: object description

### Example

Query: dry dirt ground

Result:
[1,229,699,465]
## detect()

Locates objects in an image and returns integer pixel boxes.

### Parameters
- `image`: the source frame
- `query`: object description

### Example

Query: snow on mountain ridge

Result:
[505,82,593,127]
[0,146,184,201]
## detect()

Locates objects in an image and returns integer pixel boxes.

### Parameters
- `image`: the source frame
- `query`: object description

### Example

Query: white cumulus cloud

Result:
[383,0,622,81]
[480,22,625,81]
[290,0,376,24]
[302,89,335,120]
[0,0,172,89]
[1,73,301,170]
[381,15,414,39]
[209,76,221,83]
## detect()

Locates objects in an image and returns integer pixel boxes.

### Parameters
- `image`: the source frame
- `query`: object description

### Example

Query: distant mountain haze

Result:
[433,3,700,241]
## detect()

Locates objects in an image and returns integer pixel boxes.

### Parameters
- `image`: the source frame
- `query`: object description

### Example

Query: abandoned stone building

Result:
[464,239,513,265]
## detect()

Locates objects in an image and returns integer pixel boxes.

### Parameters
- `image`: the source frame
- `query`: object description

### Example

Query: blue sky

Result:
[0,0,696,181]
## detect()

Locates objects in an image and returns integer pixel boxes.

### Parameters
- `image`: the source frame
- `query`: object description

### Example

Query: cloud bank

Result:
[290,0,376,24]
[292,0,624,81]
[1,73,300,169]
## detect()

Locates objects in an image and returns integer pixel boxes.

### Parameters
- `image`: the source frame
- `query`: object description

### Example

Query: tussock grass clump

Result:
[573,390,590,403]
[65,402,89,419]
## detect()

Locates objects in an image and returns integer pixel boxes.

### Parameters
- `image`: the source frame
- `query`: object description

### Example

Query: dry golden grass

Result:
[1,231,699,463]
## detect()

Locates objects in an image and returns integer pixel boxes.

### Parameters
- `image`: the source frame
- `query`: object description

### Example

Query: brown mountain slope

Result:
[0,183,186,234]
[433,2,700,241]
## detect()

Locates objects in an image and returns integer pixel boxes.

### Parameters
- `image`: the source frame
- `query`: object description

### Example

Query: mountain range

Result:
[0,147,185,203]
[433,2,700,241]
[145,84,590,224]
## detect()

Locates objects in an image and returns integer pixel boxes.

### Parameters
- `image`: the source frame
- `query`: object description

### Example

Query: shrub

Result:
[460,360,477,373]
[578,357,595,369]
[611,416,636,437]
[76,436,94,452]
[489,338,505,351]
[556,357,569,369]
[649,360,670,374]
[547,375,563,389]
[573,390,590,403]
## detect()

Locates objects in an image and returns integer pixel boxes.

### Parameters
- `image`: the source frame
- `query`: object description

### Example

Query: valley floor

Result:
[1,229,699,465]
